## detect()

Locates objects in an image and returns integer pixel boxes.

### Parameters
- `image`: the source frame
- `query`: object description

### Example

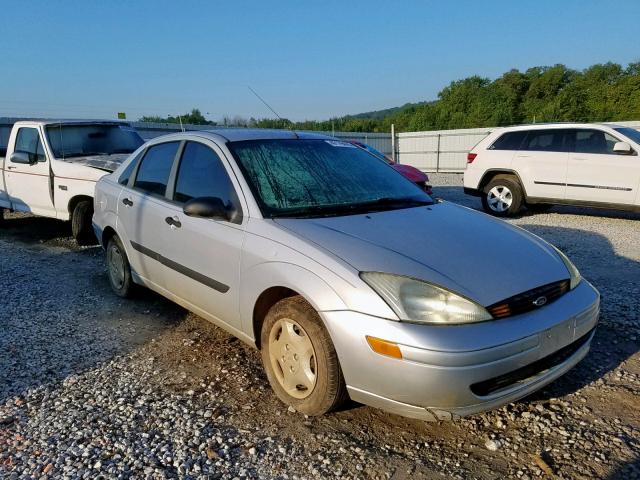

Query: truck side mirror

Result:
[613,141,633,155]
[10,152,33,165]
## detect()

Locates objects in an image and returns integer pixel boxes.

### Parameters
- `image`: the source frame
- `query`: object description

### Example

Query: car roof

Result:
[169,128,335,143]
[494,122,623,132]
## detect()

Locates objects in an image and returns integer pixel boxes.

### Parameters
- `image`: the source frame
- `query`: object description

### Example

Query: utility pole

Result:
[391,123,396,163]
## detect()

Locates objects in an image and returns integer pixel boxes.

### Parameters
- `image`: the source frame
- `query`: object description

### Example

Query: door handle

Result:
[165,216,182,228]
[6,165,17,170]
[122,198,133,207]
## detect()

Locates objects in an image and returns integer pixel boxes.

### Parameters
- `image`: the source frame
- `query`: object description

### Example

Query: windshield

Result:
[45,124,144,158]
[614,127,640,146]
[229,138,434,218]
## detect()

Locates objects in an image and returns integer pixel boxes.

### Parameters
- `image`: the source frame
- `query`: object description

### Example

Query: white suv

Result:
[463,123,640,216]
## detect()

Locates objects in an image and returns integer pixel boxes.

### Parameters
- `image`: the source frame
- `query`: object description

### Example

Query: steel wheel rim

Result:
[268,318,317,399]
[107,243,125,290]
[487,185,513,212]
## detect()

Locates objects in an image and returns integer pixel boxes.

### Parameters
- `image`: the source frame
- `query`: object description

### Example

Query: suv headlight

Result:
[551,246,582,290]
[360,272,493,325]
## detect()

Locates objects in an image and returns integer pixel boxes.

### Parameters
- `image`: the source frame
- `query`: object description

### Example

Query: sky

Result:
[2,0,640,122]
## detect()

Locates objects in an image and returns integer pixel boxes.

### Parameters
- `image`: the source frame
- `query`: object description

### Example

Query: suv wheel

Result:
[71,200,98,246]
[261,296,348,416]
[106,234,135,298]
[481,176,523,217]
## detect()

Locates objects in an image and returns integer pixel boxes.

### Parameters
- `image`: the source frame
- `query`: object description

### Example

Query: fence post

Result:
[391,124,397,163]
[436,134,441,173]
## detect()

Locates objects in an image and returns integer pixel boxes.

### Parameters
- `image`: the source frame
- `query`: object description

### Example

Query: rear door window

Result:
[489,131,527,150]
[14,128,46,163]
[133,142,179,197]
[521,130,567,152]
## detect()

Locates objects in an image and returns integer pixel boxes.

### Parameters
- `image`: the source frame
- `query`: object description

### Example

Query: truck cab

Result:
[0,120,143,244]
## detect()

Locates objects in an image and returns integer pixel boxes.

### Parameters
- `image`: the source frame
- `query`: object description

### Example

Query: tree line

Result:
[140,62,640,133]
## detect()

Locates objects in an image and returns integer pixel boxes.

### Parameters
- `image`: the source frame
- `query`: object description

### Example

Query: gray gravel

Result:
[1,180,639,479]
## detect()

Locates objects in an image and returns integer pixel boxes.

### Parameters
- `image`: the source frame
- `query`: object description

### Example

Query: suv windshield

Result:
[614,127,640,146]
[45,124,144,158]
[229,138,433,218]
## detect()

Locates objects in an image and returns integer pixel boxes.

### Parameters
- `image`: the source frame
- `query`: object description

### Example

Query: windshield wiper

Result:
[270,196,434,218]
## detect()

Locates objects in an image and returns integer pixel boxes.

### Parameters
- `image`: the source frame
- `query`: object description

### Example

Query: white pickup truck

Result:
[0,120,144,244]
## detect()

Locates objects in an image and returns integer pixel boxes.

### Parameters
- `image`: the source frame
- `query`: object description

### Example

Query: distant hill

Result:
[343,101,429,120]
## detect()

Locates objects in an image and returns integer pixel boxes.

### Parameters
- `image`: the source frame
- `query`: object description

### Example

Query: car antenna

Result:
[247,85,296,136]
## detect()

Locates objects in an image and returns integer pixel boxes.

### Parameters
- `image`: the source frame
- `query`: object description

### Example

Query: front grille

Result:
[487,280,570,319]
[470,328,595,397]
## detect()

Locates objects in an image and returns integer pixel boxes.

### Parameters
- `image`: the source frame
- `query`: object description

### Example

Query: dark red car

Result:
[349,141,433,195]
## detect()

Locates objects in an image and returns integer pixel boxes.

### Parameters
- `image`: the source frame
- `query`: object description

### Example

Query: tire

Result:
[0,208,5,225]
[527,203,553,213]
[481,175,523,217]
[71,200,97,246]
[261,296,348,416]
[106,234,135,298]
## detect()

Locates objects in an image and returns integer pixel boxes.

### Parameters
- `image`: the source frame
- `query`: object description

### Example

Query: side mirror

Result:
[10,152,34,165]
[613,141,633,154]
[183,196,233,221]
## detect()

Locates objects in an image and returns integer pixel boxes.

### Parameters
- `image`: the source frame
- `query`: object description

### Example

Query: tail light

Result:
[467,153,477,164]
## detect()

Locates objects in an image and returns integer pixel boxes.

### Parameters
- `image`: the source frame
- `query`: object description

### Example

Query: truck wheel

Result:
[261,296,348,416]
[481,176,523,217]
[106,234,135,298]
[71,200,97,246]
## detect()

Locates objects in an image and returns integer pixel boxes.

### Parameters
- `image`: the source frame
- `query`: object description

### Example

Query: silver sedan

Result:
[92,129,599,421]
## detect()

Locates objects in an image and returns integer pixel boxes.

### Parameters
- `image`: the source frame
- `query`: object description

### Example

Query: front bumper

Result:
[321,280,599,421]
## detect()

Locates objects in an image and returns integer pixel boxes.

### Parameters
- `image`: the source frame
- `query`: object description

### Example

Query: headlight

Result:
[360,272,493,325]
[551,245,582,290]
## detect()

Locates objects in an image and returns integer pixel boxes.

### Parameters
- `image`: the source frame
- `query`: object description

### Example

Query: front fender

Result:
[239,261,349,340]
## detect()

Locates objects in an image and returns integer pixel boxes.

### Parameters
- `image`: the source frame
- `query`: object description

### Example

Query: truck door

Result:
[566,129,639,206]
[5,127,56,216]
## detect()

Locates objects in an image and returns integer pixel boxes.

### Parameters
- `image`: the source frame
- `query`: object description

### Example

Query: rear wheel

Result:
[106,234,135,298]
[261,296,348,416]
[71,200,97,246]
[481,176,523,217]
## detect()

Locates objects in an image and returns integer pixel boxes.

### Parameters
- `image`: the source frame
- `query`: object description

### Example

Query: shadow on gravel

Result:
[0,213,75,245]
[433,185,640,221]
[606,457,640,479]
[0,237,187,404]
[516,225,640,402]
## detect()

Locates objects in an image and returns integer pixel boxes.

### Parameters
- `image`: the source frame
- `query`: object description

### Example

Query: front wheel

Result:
[106,235,135,298]
[261,296,348,416]
[481,176,523,217]
[72,200,98,246]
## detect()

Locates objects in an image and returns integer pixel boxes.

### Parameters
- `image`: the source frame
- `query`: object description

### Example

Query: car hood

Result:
[274,202,569,306]
[58,154,129,173]
[391,164,429,183]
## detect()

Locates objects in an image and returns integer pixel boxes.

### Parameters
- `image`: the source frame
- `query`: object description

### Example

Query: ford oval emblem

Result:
[533,296,548,307]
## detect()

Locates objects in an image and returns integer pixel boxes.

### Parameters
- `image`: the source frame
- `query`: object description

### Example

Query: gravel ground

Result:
[1,177,639,479]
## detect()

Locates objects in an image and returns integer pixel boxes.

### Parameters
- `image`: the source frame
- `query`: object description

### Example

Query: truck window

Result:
[14,128,46,163]
[133,142,180,197]
[45,124,144,158]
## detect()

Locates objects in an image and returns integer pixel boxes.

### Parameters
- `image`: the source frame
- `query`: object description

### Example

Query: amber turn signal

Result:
[366,336,403,359]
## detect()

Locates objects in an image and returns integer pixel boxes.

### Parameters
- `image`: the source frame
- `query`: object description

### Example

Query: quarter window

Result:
[574,130,620,155]
[14,128,46,163]
[173,142,239,206]
[489,131,527,150]
[133,142,179,196]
